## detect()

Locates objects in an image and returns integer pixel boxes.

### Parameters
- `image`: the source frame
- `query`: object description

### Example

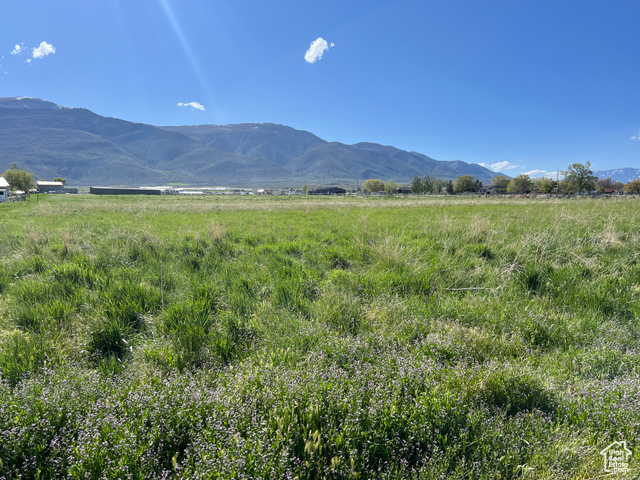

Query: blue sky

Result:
[2,0,640,177]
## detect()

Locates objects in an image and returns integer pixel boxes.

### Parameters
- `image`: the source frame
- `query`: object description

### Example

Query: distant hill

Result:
[594,168,640,183]
[0,97,501,186]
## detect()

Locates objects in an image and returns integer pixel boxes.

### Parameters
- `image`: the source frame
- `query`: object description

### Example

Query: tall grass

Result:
[0,194,639,478]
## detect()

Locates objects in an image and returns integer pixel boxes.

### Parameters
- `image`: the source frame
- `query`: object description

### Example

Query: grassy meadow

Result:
[0,194,639,479]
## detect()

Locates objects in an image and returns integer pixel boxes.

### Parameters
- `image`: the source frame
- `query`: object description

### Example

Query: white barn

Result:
[0,177,9,203]
[37,180,65,192]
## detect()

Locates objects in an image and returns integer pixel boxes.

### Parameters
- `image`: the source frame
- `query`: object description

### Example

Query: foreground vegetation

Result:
[0,194,639,479]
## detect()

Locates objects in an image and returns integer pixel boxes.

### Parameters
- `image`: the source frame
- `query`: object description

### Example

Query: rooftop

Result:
[37,181,65,187]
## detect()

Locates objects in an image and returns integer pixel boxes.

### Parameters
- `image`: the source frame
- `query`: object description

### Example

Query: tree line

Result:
[410,162,640,195]
[5,161,640,196]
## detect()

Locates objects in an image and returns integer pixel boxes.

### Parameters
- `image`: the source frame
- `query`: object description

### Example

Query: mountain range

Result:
[593,168,640,184]
[0,97,501,186]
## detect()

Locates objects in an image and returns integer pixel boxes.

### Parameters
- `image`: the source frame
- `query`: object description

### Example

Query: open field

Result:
[1,194,639,479]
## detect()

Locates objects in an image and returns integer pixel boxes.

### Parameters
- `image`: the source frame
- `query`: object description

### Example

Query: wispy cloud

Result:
[524,169,556,178]
[304,37,334,64]
[632,130,640,140]
[10,43,24,55]
[479,161,518,172]
[177,101,205,111]
[32,41,55,59]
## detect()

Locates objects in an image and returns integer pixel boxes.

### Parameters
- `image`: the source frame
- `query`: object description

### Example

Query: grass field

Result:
[0,194,639,479]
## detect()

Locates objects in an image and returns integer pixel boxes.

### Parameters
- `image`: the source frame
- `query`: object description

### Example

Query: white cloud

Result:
[304,37,333,64]
[177,101,205,111]
[523,169,556,178]
[11,43,24,55]
[632,130,640,140]
[491,161,518,172]
[32,41,55,59]
[479,161,518,172]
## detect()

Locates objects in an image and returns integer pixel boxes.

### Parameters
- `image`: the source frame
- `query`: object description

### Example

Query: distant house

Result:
[484,185,500,196]
[0,177,9,203]
[396,187,412,195]
[37,181,65,193]
[308,187,347,195]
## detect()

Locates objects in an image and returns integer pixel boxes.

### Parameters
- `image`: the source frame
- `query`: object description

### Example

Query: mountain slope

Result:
[161,124,501,183]
[594,168,640,183]
[1,97,502,186]
[0,98,289,185]
[162,124,325,166]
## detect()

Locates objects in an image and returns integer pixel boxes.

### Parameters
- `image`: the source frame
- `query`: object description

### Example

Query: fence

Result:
[4,193,28,203]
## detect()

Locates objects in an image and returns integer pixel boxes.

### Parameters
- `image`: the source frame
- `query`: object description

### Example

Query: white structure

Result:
[37,180,64,192]
[0,177,9,203]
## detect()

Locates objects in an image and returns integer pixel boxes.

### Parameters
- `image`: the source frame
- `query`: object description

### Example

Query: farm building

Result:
[90,186,167,195]
[308,187,347,195]
[0,177,9,203]
[37,181,65,192]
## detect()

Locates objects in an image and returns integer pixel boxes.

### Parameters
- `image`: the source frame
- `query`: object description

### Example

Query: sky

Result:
[2,0,640,177]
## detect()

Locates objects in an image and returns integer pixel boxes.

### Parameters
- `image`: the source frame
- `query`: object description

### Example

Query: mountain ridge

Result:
[1,97,501,186]
[593,168,640,184]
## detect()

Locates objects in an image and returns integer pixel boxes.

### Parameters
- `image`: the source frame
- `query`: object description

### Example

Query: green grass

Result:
[0,194,639,478]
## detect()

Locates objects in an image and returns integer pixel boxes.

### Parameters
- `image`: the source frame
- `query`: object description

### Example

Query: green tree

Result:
[433,177,447,194]
[301,184,310,194]
[453,175,475,193]
[53,177,67,185]
[507,174,533,194]
[411,176,423,193]
[423,174,439,194]
[411,174,441,194]
[491,175,510,193]
[624,179,640,194]
[384,179,396,195]
[532,177,556,194]
[558,179,575,194]
[362,179,385,193]
[562,162,597,194]
[3,164,35,193]
[445,180,454,195]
